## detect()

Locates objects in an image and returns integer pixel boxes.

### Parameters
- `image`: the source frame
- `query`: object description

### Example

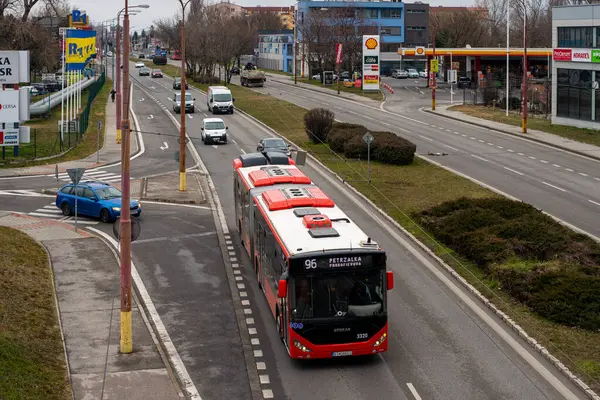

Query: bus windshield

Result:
[293,269,384,320]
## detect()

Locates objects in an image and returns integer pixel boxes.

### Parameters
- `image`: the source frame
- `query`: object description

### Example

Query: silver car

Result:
[396,70,408,79]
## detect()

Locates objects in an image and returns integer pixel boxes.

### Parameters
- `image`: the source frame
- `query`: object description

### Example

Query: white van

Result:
[207,86,234,114]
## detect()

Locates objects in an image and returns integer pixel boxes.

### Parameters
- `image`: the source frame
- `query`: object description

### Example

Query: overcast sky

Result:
[74,0,476,33]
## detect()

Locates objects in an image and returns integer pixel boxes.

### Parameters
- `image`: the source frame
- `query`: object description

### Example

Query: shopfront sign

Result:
[0,90,19,122]
[553,48,572,61]
[572,49,591,62]
[0,127,19,146]
[0,51,30,84]
[362,35,380,92]
[592,49,600,63]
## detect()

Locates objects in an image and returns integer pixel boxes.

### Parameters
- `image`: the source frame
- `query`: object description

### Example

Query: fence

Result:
[0,72,106,165]
[459,74,552,118]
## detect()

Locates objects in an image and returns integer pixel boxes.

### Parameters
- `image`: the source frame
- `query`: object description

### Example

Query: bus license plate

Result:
[332,351,352,357]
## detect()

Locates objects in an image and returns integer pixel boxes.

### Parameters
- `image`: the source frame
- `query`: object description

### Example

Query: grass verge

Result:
[450,104,600,147]
[1,78,111,169]
[193,79,600,391]
[0,226,72,399]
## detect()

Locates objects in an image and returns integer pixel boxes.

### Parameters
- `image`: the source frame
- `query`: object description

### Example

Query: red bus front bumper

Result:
[288,323,388,359]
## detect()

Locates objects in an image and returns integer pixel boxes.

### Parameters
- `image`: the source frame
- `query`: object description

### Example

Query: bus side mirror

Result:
[386,271,394,290]
[278,280,287,298]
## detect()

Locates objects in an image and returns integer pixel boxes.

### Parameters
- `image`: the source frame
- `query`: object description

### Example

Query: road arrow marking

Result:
[187,114,193,119]
[150,86,156,89]
[139,97,145,102]
[160,142,169,150]
[148,114,154,119]
[212,145,218,149]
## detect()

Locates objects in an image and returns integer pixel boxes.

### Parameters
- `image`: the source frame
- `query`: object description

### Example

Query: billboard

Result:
[65,29,96,71]
[362,35,380,91]
[68,10,90,29]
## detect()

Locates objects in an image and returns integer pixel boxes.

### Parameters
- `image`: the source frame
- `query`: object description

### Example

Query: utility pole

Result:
[178,0,192,192]
[116,18,122,144]
[294,13,298,85]
[120,0,133,354]
[522,3,528,133]
[431,29,436,111]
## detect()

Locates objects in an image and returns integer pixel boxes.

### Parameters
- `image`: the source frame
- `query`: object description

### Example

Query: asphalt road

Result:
[128,64,589,400]
[252,76,600,240]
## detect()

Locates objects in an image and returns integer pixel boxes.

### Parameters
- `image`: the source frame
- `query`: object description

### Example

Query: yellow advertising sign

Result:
[65,29,96,70]
[430,59,439,73]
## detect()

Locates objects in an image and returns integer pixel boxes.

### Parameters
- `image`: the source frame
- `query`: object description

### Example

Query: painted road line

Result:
[471,154,489,162]
[443,144,459,151]
[542,182,567,192]
[579,172,589,177]
[553,164,561,168]
[406,383,422,400]
[504,167,524,176]
[589,200,600,207]
[418,134,433,142]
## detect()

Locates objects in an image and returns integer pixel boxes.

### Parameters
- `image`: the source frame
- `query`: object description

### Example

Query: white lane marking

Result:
[471,154,489,162]
[240,148,246,154]
[461,134,467,137]
[235,276,243,281]
[212,145,218,149]
[407,383,422,400]
[188,114,193,119]
[497,146,503,149]
[470,136,476,140]
[453,131,460,134]
[237,283,245,289]
[553,164,561,168]
[478,139,485,143]
[504,167,524,176]
[487,142,494,146]
[249,327,257,335]
[139,200,212,210]
[259,375,270,384]
[148,114,154,119]
[579,172,589,177]
[443,144,459,151]
[256,362,266,370]
[29,212,63,218]
[589,200,600,207]
[595,177,600,181]
[251,338,260,345]
[160,141,169,150]
[528,156,536,160]
[87,227,202,400]
[418,134,433,142]
[231,139,238,145]
[518,152,525,156]
[507,149,514,152]
[262,389,274,399]
[540,160,548,164]
[254,350,263,357]
[566,168,574,172]
[542,182,567,192]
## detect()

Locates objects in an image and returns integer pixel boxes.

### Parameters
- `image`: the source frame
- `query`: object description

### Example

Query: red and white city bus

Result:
[233,158,394,359]
[234,152,312,252]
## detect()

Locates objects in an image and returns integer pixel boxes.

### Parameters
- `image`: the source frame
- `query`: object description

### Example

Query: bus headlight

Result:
[294,340,311,353]
[373,333,387,347]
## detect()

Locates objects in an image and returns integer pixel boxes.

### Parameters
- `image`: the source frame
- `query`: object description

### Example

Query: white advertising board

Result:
[0,90,19,122]
[0,51,30,84]
[0,123,19,147]
[362,35,380,92]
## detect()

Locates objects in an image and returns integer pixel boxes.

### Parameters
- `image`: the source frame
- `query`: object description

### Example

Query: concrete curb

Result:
[235,106,600,400]
[422,108,600,163]
[41,240,76,400]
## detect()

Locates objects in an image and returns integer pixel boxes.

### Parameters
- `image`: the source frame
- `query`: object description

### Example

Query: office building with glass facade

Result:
[552,4,600,129]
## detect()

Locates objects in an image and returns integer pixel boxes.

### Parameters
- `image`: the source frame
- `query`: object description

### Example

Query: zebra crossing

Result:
[0,189,50,197]
[28,202,100,225]
[55,168,124,184]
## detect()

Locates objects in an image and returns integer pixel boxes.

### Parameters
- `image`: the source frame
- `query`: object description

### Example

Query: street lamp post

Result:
[178,0,192,192]
[117,2,149,355]
[431,29,437,111]
[521,3,528,133]
[506,0,510,117]
[447,51,453,105]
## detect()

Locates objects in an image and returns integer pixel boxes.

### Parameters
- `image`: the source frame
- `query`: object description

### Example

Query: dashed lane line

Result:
[542,182,567,192]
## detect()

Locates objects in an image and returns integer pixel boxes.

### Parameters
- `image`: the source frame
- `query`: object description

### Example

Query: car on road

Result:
[201,118,228,144]
[106,51,113,57]
[138,67,151,76]
[407,69,419,78]
[457,76,473,88]
[56,181,141,223]
[151,69,163,78]
[138,54,145,59]
[207,86,234,114]
[395,70,408,79]
[173,91,195,114]
[172,77,189,90]
[419,70,427,78]
[257,137,291,157]
[135,62,145,68]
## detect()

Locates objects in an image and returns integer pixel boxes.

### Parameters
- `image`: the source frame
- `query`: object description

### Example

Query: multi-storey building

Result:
[551,4,600,129]
[256,29,295,72]
[244,6,295,29]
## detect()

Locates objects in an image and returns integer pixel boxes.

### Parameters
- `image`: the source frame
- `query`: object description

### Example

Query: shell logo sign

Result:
[415,46,425,56]
[365,38,378,50]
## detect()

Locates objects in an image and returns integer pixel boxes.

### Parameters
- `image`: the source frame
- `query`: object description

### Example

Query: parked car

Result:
[135,62,145,68]
[55,181,141,223]
[230,66,240,75]
[257,137,291,157]
[106,51,113,57]
[151,69,163,78]
[138,54,145,59]
[396,70,408,79]
[138,67,151,76]
[391,69,401,78]
[457,76,472,88]
[407,69,419,78]
[419,70,428,78]
[172,77,189,90]
[200,118,228,144]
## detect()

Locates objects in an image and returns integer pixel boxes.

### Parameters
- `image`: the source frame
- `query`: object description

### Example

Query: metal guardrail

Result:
[29,76,100,116]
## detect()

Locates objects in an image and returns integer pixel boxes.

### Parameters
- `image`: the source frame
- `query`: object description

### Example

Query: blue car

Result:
[56,181,142,223]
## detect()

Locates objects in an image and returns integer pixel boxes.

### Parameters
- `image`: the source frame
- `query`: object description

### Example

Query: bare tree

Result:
[430,9,491,47]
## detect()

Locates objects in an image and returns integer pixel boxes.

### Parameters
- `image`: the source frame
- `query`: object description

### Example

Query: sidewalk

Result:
[0,89,139,178]
[264,72,382,103]
[0,212,181,400]
[424,104,600,161]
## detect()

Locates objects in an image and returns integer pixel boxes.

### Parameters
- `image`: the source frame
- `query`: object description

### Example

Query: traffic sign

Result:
[362,131,374,145]
[430,60,439,73]
[66,168,86,185]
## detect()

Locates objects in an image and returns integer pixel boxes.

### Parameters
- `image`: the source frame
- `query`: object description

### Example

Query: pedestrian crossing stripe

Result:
[27,202,99,225]
[55,169,125,183]
[0,189,52,197]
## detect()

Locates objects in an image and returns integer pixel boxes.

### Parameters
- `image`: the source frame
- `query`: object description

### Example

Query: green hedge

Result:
[325,122,416,165]
[417,197,600,330]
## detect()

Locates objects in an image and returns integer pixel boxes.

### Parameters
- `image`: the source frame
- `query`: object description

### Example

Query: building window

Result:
[380,26,401,35]
[407,26,426,30]
[556,68,593,121]
[359,25,378,35]
[557,27,593,48]
[407,8,425,13]
[381,9,402,18]
[363,9,377,18]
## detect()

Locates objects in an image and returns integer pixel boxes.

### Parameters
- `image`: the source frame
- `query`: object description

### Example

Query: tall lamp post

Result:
[521,0,528,133]
[118,2,149,354]
[447,51,454,105]
[178,0,192,192]
[506,0,510,117]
